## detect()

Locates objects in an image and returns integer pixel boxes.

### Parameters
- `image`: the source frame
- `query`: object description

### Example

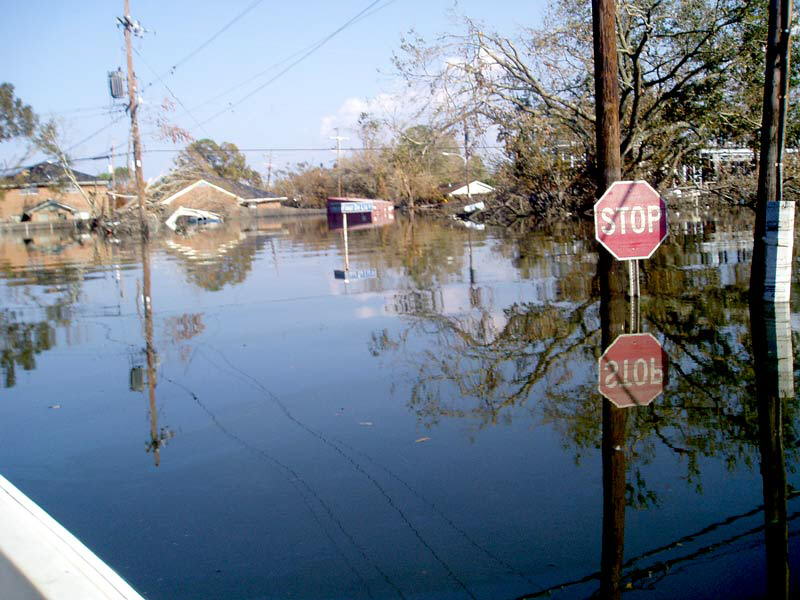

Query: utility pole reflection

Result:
[751,300,793,599]
[141,238,167,466]
[598,249,629,600]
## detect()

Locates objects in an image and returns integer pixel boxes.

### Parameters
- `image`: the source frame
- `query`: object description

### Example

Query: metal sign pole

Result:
[628,259,641,333]
[343,212,349,272]
[627,259,640,298]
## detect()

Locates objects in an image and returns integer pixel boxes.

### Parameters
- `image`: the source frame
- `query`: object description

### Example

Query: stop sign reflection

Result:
[599,333,667,408]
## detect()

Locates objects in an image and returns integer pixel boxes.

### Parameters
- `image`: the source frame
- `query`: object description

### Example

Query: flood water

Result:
[0,212,798,599]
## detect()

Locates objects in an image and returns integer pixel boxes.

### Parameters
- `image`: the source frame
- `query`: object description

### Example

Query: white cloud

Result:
[319,90,424,138]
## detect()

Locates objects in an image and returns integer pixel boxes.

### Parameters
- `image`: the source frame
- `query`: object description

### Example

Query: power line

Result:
[46,105,121,115]
[166,0,266,75]
[132,1,266,116]
[48,108,127,122]
[186,0,398,116]
[67,0,262,162]
[68,144,504,162]
[134,47,210,137]
[67,112,129,152]
[60,1,398,164]
[195,0,389,129]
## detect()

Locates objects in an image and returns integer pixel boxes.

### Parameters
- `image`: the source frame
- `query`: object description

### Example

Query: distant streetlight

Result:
[442,151,471,200]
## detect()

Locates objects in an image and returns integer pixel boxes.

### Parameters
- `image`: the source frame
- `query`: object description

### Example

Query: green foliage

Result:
[97,166,131,183]
[275,161,337,208]
[369,218,800,506]
[175,138,263,187]
[0,83,37,142]
[275,121,487,208]
[394,0,787,215]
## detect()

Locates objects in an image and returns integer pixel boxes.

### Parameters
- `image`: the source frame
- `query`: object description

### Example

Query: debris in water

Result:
[358,421,373,426]
[415,437,431,443]
[49,404,61,409]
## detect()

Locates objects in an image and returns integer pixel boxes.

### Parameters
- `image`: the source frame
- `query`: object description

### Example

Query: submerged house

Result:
[0,162,109,224]
[446,180,495,198]
[157,178,287,216]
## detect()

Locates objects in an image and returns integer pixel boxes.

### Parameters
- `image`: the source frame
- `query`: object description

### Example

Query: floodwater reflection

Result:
[752,302,794,599]
[0,212,797,599]
[140,238,172,465]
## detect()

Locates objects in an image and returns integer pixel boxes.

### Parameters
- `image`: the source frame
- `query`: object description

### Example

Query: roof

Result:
[206,176,284,201]
[159,178,286,205]
[446,180,495,197]
[0,161,106,186]
[23,199,77,215]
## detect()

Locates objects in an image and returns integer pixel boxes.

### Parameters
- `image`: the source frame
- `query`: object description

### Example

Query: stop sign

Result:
[598,333,667,408]
[594,181,667,260]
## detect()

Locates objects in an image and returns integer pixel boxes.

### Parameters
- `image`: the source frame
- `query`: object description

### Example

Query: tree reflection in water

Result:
[0,267,81,388]
[372,222,799,597]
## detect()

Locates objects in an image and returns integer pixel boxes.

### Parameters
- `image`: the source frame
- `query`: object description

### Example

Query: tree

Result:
[174,139,263,187]
[388,125,457,206]
[0,83,37,142]
[149,138,264,203]
[395,1,767,210]
[97,166,131,186]
[273,120,485,208]
[275,161,338,208]
[32,120,101,216]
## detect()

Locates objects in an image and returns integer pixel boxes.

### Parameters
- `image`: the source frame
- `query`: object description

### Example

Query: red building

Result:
[326,197,395,230]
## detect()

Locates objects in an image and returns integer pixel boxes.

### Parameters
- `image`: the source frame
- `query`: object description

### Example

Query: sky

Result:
[0,0,547,181]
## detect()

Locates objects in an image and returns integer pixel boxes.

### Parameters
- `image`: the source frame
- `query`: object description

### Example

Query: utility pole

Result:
[331,128,348,197]
[121,0,148,238]
[265,151,273,191]
[109,141,115,217]
[463,120,471,200]
[592,0,622,193]
[752,0,794,303]
[592,2,627,599]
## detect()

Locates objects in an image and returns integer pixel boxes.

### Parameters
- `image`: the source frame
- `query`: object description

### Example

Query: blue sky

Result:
[1,1,547,179]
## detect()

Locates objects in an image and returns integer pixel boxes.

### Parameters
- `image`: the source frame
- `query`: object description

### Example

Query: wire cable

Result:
[67,112,129,153]
[187,0,398,116]
[195,0,389,129]
[166,0,266,75]
[134,47,211,138]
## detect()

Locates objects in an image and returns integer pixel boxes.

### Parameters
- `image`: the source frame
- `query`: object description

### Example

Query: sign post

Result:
[594,180,667,297]
[598,333,667,408]
[343,212,349,272]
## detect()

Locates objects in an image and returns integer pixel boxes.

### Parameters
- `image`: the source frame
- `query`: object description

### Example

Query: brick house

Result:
[0,162,109,223]
[158,178,287,217]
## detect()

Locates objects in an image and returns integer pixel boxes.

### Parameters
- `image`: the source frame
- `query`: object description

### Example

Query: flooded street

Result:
[0,212,797,599]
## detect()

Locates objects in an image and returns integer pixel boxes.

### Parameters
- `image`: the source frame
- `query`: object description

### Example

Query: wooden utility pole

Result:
[592,0,622,193]
[592,3,627,598]
[756,0,791,207]
[752,0,794,302]
[123,0,148,237]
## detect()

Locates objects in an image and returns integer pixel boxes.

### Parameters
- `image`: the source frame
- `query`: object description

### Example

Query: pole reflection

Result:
[598,250,629,600]
[140,238,171,466]
[751,300,793,599]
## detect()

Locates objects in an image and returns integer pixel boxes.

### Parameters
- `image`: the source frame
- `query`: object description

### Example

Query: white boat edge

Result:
[0,474,145,599]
